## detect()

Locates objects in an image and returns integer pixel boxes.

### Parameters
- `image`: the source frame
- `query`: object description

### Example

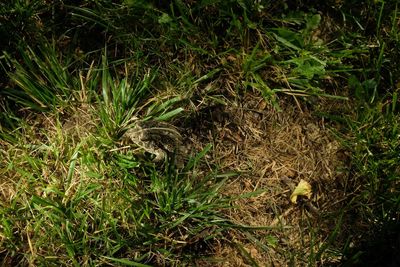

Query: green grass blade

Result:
[101,256,152,266]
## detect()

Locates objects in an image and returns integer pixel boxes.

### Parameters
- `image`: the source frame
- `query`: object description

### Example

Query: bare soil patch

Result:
[186,93,349,266]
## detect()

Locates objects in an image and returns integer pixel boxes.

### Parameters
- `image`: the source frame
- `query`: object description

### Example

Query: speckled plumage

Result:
[122,121,185,165]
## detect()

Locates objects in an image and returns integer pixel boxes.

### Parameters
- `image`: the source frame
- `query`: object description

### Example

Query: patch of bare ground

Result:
[188,93,350,266]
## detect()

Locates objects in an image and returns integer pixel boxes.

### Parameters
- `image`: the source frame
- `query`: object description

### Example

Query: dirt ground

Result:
[184,92,350,266]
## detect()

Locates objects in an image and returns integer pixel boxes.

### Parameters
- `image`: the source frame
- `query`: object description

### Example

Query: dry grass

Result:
[184,93,349,266]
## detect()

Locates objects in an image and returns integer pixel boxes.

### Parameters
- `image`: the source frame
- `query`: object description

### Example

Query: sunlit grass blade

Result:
[3,42,76,111]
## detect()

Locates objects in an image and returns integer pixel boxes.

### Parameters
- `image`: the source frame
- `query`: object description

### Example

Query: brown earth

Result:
[184,93,350,266]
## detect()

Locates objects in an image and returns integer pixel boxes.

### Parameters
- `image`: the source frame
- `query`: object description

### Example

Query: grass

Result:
[1,0,399,266]
[0,90,232,265]
[0,47,231,265]
[331,91,400,265]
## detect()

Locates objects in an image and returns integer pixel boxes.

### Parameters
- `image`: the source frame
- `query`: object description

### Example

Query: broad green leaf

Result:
[293,62,325,79]
[158,13,172,24]
[305,14,321,32]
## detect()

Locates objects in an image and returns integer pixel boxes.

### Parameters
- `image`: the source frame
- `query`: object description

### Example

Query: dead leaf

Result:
[227,55,237,62]
[290,179,312,204]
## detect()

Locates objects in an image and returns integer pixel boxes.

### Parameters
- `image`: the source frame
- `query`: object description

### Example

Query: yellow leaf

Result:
[290,179,312,204]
